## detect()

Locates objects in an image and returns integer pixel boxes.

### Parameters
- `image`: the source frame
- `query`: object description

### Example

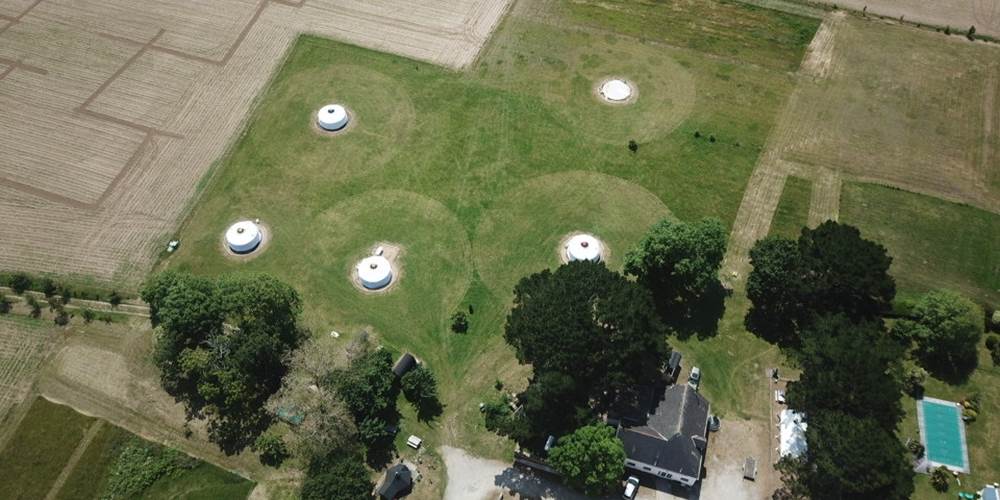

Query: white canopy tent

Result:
[317,104,349,131]
[778,409,807,458]
[357,255,392,290]
[225,220,262,253]
[565,233,603,262]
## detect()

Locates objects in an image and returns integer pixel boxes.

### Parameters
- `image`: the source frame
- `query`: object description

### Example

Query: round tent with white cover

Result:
[225,220,262,254]
[317,104,349,131]
[599,79,633,102]
[565,233,603,262]
[357,255,393,290]
[778,409,808,458]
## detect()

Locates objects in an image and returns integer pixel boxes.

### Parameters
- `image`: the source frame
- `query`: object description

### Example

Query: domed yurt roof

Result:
[317,104,349,131]
[566,233,603,262]
[599,79,632,102]
[357,255,393,290]
[226,220,262,254]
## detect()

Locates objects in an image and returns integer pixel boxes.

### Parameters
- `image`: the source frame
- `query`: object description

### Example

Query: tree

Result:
[800,412,914,500]
[968,25,977,41]
[0,293,10,315]
[786,315,905,430]
[108,290,122,308]
[987,334,1000,366]
[400,365,441,421]
[624,217,726,305]
[325,348,397,450]
[140,270,304,455]
[300,449,374,500]
[81,308,96,324]
[26,296,41,318]
[746,222,895,345]
[9,272,31,295]
[53,307,70,326]
[40,278,57,298]
[548,423,626,496]
[515,371,593,443]
[899,363,928,398]
[628,139,638,153]
[895,290,983,379]
[252,431,289,467]
[450,311,468,333]
[505,261,669,401]
[930,466,950,492]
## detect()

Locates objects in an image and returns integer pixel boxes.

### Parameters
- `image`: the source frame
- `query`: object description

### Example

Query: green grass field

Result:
[840,183,1000,305]
[0,397,253,500]
[164,0,816,460]
[769,175,812,239]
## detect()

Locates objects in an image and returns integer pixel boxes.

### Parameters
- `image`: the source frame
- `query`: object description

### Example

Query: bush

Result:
[26,296,42,319]
[81,308,96,324]
[109,290,122,307]
[450,311,469,333]
[53,308,70,326]
[906,439,924,459]
[930,466,950,492]
[9,273,31,295]
[253,432,289,467]
[900,364,927,397]
[40,278,57,298]
[101,439,197,499]
[0,294,9,315]
[987,335,1000,366]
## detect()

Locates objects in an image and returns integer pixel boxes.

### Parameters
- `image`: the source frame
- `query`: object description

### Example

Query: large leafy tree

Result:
[800,412,914,500]
[505,261,669,399]
[325,348,397,446]
[786,315,905,430]
[400,365,442,421]
[624,217,727,303]
[141,271,304,454]
[894,290,983,379]
[746,221,895,345]
[300,449,374,500]
[548,423,626,496]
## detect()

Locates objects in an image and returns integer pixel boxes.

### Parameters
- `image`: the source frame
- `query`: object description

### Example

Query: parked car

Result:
[623,476,640,499]
[688,366,701,390]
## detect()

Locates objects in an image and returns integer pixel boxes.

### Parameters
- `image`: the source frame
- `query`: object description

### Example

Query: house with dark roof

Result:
[616,383,710,487]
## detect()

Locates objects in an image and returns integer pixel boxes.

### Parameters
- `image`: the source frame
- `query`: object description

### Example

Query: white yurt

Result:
[778,409,808,458]
[317,104,349,131]
[565,233,603,262]
[357,255,393,290]
[226,220,262,254]
[599,79,632,102]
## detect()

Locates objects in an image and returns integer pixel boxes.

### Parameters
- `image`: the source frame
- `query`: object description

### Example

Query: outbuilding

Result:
[393,352,417,378]
[565,233,603,262]
[376,463,413,499]
[357,255,392,290]
[600,79,633,102]
[317,104,349,131]
[225,220,262,254]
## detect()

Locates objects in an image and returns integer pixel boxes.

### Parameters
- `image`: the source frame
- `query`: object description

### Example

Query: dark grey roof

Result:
[377,464,412,499]
[667,351,682,372]
[393,353,417,378]
[618,384,710,478]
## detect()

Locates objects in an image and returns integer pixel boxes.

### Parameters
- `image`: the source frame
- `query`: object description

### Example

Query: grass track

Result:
[769,175,812,239]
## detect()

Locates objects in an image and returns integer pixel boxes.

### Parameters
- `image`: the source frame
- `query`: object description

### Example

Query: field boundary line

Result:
[0,0,43,35]
[42,419,105,500]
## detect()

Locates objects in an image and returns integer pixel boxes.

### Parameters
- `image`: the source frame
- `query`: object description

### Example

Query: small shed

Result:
[743,457,757,480]
[393,352,417,378]
[377,464,413,499]
[317,104,349,131]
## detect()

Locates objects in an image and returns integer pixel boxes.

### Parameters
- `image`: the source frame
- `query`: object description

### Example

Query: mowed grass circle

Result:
[302,190,473,340]
[543,53,695,144]
[261,62,415,170]
[473,171,673,295]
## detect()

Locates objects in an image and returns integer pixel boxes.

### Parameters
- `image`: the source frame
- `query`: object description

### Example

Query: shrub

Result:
[0,294,10,315]
[53,308,70,326]
[81,308,96,324]
[26,296,42,319]
[968,25,977,41]
[101,439,197,499]
[930,466,950,492]
[900,364,927,397]
[627,139,638,153]
[109,290,122,307]
[253,432,289,467]
[100,312,114,324]
[906,439,924,459]
[450,311,469,333]
[60,286,73,305]
[9,273,31,295]
[40,278,57,298]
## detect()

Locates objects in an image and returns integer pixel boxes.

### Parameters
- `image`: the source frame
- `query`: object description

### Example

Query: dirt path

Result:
[43,419,105,500]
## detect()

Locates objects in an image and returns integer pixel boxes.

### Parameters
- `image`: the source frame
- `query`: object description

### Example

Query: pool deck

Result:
[916,396,971,474]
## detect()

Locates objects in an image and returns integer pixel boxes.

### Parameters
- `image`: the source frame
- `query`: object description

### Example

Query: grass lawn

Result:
[163,0,816,461]
[768,175,812,239]
[0,397,94,500]
[900,343,1000,499]
[840,182,1000,305]
[1,397,253,500]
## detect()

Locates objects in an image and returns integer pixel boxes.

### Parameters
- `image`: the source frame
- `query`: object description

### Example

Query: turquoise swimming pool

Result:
[918,398,969,473]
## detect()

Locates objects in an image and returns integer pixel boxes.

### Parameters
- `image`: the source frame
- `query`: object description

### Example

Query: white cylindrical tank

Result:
[566,234,603,262]
[317,104,349,131]
[600,79,632,102]
[357,255,393,289]
[226,220,262,254]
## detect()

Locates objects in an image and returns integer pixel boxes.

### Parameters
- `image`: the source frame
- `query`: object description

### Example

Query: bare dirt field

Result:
[806,0,1000,37]
[0,0,511,286]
